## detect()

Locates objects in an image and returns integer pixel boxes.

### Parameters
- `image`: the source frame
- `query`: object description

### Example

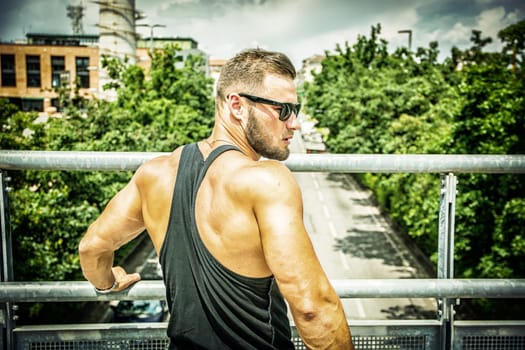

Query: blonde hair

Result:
[216,48,296,103]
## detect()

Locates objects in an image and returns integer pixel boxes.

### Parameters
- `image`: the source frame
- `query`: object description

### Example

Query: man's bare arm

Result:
[78,177,144,292]
[252,162,354,349]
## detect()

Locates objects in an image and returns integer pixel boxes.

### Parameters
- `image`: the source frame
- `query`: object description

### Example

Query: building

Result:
[0,34,203,112]
[0,33,99,112]
[135,37,205,72]
[297,54,325,85]
[208,58,227,95]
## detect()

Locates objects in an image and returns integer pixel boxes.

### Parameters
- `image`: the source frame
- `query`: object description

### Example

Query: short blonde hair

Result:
[216,48,296,103]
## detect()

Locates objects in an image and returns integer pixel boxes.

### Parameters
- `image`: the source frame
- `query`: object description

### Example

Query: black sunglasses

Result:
[239,93,301,122]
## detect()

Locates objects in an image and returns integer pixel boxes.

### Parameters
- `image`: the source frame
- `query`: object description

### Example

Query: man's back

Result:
[158,143,294,349]
[138,141,284,276]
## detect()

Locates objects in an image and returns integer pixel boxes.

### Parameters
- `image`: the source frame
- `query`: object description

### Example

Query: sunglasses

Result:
[239,93,301,122]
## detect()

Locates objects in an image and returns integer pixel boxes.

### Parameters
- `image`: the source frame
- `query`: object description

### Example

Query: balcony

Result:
[1,151,525,350]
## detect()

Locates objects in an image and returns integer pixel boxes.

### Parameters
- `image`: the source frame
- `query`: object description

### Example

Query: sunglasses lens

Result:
[280,104,291,121]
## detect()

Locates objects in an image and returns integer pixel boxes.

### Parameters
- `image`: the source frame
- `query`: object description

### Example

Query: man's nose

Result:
[286,112,300,130]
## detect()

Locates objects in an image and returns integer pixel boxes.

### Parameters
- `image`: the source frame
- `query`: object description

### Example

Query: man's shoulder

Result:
[134,146,184,183]
[236,158,298,194]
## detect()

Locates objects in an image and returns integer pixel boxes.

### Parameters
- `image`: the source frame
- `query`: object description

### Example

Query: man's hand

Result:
[112,266,141,292]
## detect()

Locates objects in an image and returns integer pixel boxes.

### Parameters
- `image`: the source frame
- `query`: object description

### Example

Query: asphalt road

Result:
[291,128,437,320]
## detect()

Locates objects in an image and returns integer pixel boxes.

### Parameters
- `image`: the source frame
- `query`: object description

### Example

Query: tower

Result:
[94,0,137,100]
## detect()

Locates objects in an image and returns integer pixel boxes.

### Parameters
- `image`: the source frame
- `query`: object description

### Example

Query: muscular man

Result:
[79,48,353,349]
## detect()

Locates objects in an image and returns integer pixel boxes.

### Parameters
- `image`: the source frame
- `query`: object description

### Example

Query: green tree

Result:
[303,19,525,318]
[2,46,214,323]
[304,24,457,257]
[450,24,525,287]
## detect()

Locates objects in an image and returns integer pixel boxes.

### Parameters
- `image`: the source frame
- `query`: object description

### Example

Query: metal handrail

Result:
[1,150,524,173]
[2,151,525,350]
[1,279,525,302]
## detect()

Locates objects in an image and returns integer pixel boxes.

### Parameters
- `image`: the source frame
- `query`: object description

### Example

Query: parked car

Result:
[112,300,167,322]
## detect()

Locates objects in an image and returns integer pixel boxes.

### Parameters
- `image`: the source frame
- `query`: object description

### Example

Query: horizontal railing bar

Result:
[14,319,444,332]
[0,150,165,172]
[1,151,524,173]
[1,279,524,302]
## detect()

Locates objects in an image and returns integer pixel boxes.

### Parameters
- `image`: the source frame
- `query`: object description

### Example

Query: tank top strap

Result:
[205,144,241,165]
[197,144,242,185]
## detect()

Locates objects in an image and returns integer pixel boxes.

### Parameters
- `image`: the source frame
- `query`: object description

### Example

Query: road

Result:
[291,129,437,320]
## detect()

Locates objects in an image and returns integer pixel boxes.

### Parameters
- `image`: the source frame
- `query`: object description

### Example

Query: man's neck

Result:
[208,120,260,161]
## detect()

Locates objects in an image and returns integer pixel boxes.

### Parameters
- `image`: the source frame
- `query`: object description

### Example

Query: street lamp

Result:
[136,23,166,52]
[398,29,412,50]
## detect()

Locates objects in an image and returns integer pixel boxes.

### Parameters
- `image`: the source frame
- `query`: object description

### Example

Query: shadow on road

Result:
[334,229,405,267]
[381,304,437,320]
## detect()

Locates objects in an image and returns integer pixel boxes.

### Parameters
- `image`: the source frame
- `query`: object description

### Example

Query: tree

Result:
[450,25,525,286]
[302,19,525,318]
[498,19,525,71]
[2,46,214,323]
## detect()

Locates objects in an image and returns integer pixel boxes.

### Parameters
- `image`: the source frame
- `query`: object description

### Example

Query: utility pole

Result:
[398,29,412,50]
[136,24,166,52]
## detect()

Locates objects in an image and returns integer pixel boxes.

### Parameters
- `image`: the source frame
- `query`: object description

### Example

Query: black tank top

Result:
[159,143,294,350]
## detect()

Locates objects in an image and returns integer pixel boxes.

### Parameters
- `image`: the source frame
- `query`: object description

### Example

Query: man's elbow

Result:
[78,223,112,260]
[79,224,96,256]
[295,299,337,323]
[78,236,93,259]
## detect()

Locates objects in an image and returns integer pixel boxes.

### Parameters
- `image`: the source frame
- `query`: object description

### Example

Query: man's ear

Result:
[227,93,243,121]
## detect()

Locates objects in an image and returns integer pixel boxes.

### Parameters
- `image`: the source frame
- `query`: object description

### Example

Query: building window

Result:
[1,54,16,87]
[26,55,41,88]
[21,98,44,112]
[75,56,89,88]
[51,56,65,88]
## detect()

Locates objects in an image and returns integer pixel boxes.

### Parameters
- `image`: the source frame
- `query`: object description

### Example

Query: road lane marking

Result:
[355,299,366,318]
[329,221,338,238]
[317,188,324,202]
[339,251,349,270]
[323,204,331,220]
[312,175,320,190]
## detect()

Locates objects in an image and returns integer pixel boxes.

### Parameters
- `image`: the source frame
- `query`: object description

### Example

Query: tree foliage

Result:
[1,46,214,287]
[303,20,525,318]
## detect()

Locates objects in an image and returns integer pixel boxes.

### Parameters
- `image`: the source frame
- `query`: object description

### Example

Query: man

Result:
[79,48,353,349]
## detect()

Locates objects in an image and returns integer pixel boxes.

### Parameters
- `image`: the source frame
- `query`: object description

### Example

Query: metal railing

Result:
[1,151,525,350]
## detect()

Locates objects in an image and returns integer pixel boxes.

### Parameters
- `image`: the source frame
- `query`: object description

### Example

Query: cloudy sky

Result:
[0,0,523,67]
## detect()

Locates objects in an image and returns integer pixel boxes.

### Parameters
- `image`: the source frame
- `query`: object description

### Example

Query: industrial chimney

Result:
[95,0,137,100]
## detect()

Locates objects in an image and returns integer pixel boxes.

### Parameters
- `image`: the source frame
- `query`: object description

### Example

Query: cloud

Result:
[424,4,523,57]
[1,0,523,67]
[146,0,424,65]
[475,6,523,50]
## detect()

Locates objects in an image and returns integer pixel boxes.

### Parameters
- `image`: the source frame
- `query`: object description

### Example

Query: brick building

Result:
[0,34,100,112]
[0,34,204,113]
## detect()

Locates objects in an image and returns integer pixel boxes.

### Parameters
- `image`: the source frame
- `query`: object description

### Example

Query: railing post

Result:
[0,171,15,350]
[437,173,457,350]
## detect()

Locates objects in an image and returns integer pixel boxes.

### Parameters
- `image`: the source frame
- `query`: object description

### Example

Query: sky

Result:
[0,0,523,67]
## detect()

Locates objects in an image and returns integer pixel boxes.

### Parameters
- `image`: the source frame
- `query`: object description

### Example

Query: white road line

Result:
[323,204,331,220]
[355,299,366,318]
[339,251,349,270]
[312,176,320,190]
[317,190,324,202]
[329,221,338,238]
